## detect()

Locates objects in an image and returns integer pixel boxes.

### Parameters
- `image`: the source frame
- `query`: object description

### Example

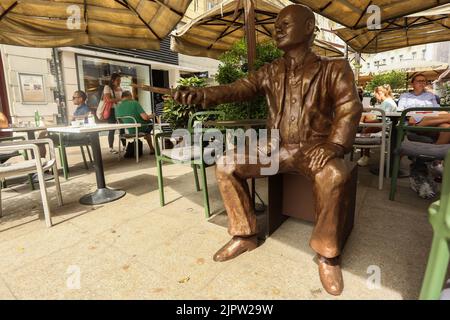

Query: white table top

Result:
[0,126,51,132]
[385,112,402,117]
[47,123,141,134]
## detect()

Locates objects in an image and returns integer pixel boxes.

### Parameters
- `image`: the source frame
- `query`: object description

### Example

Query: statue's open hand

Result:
[305,143,344,172]
[173,88,204,106]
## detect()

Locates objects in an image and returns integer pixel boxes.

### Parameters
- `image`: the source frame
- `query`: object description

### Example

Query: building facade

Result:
[360,41,450,75]
[0,40,203,125]
[0,46,58,125]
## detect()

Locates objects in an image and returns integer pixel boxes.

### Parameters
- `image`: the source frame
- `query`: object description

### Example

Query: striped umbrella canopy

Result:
[335,5,450,53]
[171,0,343,59]
[290,0,450,29]
[0,0,192,49]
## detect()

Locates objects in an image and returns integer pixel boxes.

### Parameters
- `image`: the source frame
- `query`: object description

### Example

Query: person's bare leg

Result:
[436,123,450,145]
[144,134,155,154]
[360,127,382,158]
[37,131,47,158]
[413,114,450,127]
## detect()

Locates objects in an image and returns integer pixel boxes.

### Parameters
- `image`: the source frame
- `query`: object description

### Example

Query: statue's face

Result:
[274,7,314,51]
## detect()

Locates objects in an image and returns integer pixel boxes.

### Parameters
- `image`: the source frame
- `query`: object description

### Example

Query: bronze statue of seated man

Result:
[173,4,362,296]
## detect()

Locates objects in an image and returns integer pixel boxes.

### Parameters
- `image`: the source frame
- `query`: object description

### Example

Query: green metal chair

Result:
[55,133,93,180]
[155,111,225,218]
[420,150,450,299]
[389,107,450,200]
[116,116,149,163]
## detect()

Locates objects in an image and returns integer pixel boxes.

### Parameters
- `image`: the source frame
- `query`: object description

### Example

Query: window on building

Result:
[422,49,427,59]
[367,63,370,69]
[390,57,394,64]
[412,52,417,60]
[382,59,386,65]
[194,0,199,12]
[374,61,379,67]
[206,0,220,10]
[399,55,403,61]
[76,55,153,113]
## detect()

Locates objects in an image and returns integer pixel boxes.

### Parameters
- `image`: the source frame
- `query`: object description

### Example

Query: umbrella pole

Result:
[355,52,361,84]
[244,0,256,72]
[244,0,256,118]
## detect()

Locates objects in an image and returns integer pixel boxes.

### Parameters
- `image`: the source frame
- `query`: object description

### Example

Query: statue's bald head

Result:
[279,4,315,24]
[275,4,316,50]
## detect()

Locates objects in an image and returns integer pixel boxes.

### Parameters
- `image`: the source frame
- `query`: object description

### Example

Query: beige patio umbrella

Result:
[335,10,450,53]
[171,0,343,61]
[0,0,192,49]
[290,0,450,29]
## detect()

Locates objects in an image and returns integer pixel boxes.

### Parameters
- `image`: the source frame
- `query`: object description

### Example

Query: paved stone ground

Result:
[0,136,437,299]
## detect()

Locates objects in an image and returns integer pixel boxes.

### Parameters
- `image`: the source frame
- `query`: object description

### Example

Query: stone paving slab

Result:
[0,136,438,300]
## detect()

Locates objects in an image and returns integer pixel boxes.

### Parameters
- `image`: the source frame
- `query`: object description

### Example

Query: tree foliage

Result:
[365,70,408,93]
[214,39,283,120]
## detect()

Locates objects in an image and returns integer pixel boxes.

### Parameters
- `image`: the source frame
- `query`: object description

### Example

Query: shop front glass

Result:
[76,55,153,113]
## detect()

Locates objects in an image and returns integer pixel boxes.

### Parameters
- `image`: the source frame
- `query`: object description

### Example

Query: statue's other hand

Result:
[173,88,204,106]
[306,143,344,172]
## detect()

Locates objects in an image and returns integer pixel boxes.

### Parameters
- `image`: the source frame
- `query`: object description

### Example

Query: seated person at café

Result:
[115,91,155,154]
[398,74,439,111]
[38,90,91,157]
[0,112,8,129]
[0,111,13,164]
[397,75,448,199]
[358,84,397,166]
[71,91,91,120]
[398,74,449,145]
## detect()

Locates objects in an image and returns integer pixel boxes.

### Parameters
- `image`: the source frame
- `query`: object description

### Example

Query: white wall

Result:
[60,50,78,118]
[179,54,219,84]
[0,45,58,123]
[168,68,181,88]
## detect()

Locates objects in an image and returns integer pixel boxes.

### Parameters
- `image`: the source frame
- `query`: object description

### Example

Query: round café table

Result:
[48,123,141,205]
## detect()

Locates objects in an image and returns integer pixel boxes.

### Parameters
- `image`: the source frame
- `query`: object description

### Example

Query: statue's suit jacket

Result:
[199,51,363,153]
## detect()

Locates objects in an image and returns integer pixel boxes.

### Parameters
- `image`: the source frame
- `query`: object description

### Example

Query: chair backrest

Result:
[116,116,139,135]
[442,151,450,229]
[361,107,388,127]
[188,111,225,133]
[116,116,138,125]
[357,107,389,144]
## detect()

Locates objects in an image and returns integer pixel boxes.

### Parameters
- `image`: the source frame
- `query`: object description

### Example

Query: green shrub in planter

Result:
[163,76,206,129]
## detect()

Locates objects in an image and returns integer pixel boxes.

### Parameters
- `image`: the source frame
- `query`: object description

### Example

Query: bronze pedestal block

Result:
[267,161,357,250]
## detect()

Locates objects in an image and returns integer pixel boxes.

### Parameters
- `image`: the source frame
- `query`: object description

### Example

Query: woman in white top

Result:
[374,84,397,112]
[358,84,397,166]
[103,73,125,154]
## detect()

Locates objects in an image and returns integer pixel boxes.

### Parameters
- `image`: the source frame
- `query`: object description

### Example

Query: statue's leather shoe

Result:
[213,236,258,262]
[318,255,344,296]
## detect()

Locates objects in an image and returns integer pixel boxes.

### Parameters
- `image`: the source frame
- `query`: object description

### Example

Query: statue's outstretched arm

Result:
[173,65,268,109]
